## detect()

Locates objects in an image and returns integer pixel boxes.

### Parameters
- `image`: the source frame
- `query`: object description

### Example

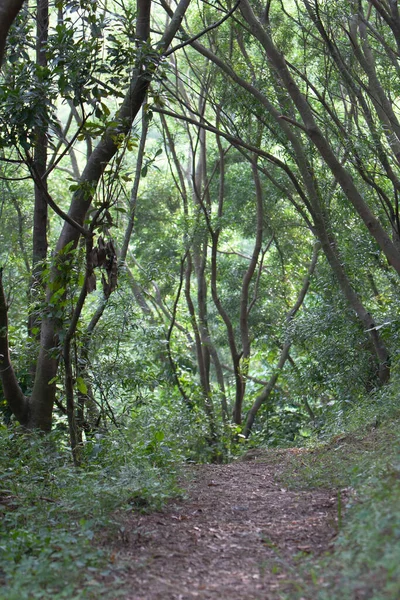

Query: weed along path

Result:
[113,454,339,600]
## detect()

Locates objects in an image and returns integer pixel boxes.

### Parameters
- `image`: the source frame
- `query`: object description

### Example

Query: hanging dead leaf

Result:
[86,272,96,293]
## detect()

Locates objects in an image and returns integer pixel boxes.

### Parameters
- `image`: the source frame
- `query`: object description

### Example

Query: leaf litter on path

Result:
[108,458,339,599]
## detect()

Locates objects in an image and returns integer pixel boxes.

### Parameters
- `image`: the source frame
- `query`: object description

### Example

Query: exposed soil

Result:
[114,452,339,600]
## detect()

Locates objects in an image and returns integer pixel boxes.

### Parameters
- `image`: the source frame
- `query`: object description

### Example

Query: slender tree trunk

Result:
[235,156,264,420]
[188,124,218,433]
[243,242,320,437]
[29,0,49,348]
[319,230,390,384]
[243,342,291,438]
[63,235,98,466]
[303,167,391,384]
[73,108,150,434]
[185,253,210,398]
[119,111,148,262]
[208,136,242,423]
[185,253,217,436]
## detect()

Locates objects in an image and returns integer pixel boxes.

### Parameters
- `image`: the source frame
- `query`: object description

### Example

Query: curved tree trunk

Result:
[0,0,24,66]
[0,269,30,424]
[243,242,320,437]
[319,231,391,385]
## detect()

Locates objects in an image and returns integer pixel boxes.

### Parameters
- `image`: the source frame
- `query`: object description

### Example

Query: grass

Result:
[271,405,400,599]
[0,425,182,600]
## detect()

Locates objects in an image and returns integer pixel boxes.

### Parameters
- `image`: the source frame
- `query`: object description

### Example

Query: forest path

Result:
[116,454,337,599]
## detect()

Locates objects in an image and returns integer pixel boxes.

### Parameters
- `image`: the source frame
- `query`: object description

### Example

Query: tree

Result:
[0,0,192,436]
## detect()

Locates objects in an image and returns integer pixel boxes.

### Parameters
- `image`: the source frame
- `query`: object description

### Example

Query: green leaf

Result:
[154,430,164,443]
[100,102,110,116]
[76,377,88,395]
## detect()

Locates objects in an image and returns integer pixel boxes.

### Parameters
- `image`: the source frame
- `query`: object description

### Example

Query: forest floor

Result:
[107,449,341,600]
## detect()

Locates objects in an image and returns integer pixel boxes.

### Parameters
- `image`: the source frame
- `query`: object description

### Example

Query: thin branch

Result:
[164,0,240,56]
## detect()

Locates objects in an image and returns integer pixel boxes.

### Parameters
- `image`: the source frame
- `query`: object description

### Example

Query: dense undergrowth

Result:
[1,374,400,599]
[0,426,183,600]
[274,374,400,600]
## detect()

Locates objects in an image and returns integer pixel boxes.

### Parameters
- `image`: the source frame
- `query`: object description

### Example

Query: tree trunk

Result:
[235,156,264,420]
[319,231,390,384]
[0,269,30,424]
[243,242,320,437]
[0,0,25,66]
[29,0,49,349]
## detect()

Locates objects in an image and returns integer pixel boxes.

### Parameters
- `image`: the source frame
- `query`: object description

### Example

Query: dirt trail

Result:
[117,456,337,599]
